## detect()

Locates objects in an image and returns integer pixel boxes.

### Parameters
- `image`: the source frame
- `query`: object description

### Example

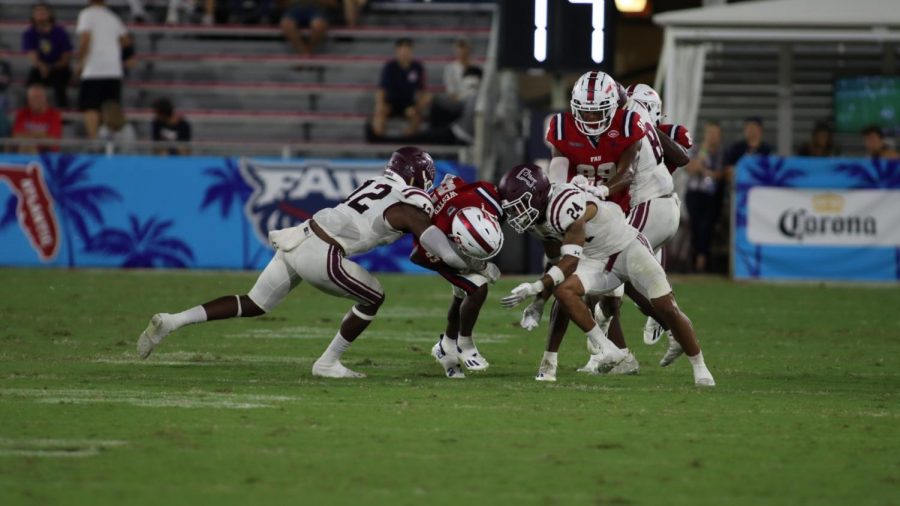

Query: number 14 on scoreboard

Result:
[533,0,607,64]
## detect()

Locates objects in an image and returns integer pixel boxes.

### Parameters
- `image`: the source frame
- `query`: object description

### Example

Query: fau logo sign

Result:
[0,162,60,261]
[239,159,381,245]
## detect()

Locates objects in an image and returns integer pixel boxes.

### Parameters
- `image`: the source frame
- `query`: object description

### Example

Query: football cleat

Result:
[311,358,366,378]
[607,351,640,375]
[534,358,557,382]
[137,313,174,359]
[643,316,665,345]
[431,336,465,379]
[456,342,489,372]
[576,354,602,375]
[659,333,684,367]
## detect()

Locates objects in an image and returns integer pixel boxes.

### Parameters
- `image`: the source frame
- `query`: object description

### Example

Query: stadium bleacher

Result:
[0,0,494,156]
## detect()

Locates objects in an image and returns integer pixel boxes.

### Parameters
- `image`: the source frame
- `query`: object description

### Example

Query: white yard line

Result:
[0,388,300,410]
[0,437,128,459]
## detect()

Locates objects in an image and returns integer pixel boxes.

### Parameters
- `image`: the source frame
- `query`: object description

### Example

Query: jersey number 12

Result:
[346,181,391,213]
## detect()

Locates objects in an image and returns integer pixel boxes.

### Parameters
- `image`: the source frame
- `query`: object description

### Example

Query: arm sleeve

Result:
[12,110,26,135]
[179,120,192,142]
[75,11,89,34]
[378,63,391,89]
[548,156,570,184]
[419,225,469,271]
[416,62,426,91]
[60,28,74,52]
[21,30,36,52]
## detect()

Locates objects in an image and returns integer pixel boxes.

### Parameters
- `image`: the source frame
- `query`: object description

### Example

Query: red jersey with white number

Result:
[624,101,674,206]
[546,110,646,212]
[411,175,502,268]
[658,123,693,173]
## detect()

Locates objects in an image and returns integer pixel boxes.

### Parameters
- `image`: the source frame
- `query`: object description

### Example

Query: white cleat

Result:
[643,317,665,345]
[431,337,465,379]
[534,359,557,382]
[607,351,640,375]
[693,366,716,387]
[311,358,366,378]
[457,344,489,372]
[137,313,174,359]
[576,354,602,375]
[659,333,684,367]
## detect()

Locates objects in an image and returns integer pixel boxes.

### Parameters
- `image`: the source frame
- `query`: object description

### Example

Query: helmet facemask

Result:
[571,99,616,137]
[502,192,540,234]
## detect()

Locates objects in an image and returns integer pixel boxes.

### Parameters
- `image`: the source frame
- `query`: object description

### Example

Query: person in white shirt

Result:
[75,0,131,139]
[97,99,137,148]
[443,39,471,101]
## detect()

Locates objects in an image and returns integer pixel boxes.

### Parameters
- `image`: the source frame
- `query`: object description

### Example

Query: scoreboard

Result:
[499,0,617,72]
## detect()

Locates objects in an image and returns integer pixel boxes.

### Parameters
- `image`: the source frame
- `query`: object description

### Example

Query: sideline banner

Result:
[0,154,475,272]
[733,155,900,282]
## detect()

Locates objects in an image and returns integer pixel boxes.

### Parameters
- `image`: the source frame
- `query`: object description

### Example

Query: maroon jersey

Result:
[658,123,693,173]
[411,175,502,293]
[546,110,646,212]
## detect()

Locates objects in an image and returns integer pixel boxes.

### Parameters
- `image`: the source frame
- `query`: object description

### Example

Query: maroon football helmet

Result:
[386,146,436,191]
[497,164,551,233]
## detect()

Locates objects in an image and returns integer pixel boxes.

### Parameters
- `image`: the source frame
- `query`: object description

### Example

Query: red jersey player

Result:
[410,174,504,379]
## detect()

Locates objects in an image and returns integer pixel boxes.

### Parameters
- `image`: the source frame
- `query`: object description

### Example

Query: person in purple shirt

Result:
[22,3,73,108]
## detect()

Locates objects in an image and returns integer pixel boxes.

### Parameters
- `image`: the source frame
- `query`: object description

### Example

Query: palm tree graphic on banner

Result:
[86,214,195,268]
[836,157,900,279]
[735,155,806,277]
[200,158,266,269]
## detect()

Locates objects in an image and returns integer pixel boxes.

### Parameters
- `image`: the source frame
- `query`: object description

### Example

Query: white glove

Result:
[480,262,501,284]
[520,296,546,331]
[500,281,543,309]
[575,182,610,200]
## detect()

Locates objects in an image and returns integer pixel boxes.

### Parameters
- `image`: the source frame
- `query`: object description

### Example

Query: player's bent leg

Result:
[536,297,568,381]
[650,294,714,386]
[432,290,465,379]
[137,252,297,359]
[457,283,490,371]
[555,274,626,367]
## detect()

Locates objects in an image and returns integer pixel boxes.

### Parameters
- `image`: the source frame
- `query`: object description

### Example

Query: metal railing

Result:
[472,2,500,180]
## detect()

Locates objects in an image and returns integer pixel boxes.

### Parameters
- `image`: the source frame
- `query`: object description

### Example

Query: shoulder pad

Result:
[473,182,504,218]
[621,109,648,141]
[546,112,567,147]
[665,124,693,149]
[546,184,587,234]
[399,186,434,216]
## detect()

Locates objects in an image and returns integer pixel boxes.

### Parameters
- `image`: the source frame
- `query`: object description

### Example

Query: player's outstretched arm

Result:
[656,126,690,167]
[384,203,470,271]
[501,211,592,309]
[547,147,570,184]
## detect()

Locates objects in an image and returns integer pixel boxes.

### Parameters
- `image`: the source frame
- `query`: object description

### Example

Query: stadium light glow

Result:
[614,0,647,13]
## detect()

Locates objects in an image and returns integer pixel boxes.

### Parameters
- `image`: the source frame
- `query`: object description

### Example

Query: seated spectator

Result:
[444,39,471,102]
[798,121,839,157]
[22,3,73,108]
[724,116,773,180]
[151,97,192,156]
[684,121,726,273]
[372,38,430,138]
[98,100,137,147]
[341,0,367,27]
[76,0,131,139]
[12,84,62,153]
[861,124,899,159]
[281,0,333,55]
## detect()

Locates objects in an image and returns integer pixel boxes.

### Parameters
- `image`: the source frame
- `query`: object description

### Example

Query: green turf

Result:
[0,268,898,506]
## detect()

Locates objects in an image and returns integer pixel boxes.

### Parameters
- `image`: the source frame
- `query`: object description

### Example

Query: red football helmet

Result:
[498,164,551,233]
[386,146,436,191]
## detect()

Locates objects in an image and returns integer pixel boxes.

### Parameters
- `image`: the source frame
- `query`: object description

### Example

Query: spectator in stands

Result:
[372,38,430,138]
[684,121,725,273]
[76,0,131,140]
[0,61,11,141]
[724,116,772,181]
[281,0,333,55]
[151,97,192,156]
[22,3,73,108]
[98,100,138,147]
[861,124,899,159]
[798,121,839,157]
[12,84,62,154]
[341,0,368,27]
[444,39,472,101]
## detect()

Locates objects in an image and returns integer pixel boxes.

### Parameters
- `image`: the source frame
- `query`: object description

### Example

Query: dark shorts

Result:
[78,78,122,111]
[284,7,328,27]
[386,97,416,116]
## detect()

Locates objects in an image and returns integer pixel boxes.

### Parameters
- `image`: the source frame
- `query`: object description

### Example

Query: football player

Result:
[136,147,494,379]
[498,164,714,386]
[410,174,504,378]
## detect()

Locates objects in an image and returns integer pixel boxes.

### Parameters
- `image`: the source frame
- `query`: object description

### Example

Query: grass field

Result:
[0,268,898,506]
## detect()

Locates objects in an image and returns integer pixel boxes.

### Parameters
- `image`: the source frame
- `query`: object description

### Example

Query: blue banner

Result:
[733,155,900,282]
[0,154,475,272]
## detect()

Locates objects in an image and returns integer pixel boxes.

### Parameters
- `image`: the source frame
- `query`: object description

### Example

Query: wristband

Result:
[547,266,565,286]
[560,244,583,259]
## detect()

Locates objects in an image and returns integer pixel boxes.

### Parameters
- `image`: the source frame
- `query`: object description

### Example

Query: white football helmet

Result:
[571,71,620,136]
[450,207,504,260]
[627,83,663,125]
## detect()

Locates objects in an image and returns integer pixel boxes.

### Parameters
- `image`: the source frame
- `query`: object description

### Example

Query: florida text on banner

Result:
[0,153,475,272]
[733,155,900,282]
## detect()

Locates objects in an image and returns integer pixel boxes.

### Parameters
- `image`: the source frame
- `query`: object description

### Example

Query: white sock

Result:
[168,306,207,329]
[687,351,707,372]
[542,351,558,365]
[587,325,616,354]
[457,334,473,350]
[322,333,352,362]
